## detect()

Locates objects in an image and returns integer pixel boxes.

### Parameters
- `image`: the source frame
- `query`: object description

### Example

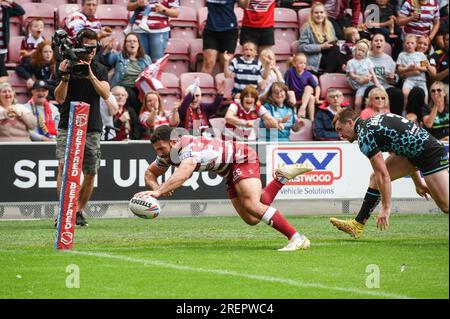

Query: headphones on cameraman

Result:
[75,28,102,51]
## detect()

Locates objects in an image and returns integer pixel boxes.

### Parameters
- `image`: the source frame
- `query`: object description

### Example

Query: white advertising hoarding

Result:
[266,142,448,200]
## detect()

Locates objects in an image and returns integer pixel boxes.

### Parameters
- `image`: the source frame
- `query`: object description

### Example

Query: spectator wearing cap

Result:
[0,0,25,83]
[23,80,60,142]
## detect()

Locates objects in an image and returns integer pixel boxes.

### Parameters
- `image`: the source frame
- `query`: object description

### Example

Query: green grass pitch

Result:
[0,214,448,299]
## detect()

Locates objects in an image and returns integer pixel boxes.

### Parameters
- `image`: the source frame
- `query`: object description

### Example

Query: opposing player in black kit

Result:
[330,108,448,238]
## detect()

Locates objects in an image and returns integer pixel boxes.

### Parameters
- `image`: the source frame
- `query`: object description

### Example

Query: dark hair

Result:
[81,0,97,5]
[332,108,359,128]
[264,82,295,109]
[123,33,146,59]
[77,28,98,42]
[150,125,173,144]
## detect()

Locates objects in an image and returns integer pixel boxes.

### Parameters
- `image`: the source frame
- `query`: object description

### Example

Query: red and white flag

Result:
[135,54,170,100]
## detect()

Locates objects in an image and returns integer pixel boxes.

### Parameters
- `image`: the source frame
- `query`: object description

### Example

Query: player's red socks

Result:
[260,179,284,205]
[262,207,297,239]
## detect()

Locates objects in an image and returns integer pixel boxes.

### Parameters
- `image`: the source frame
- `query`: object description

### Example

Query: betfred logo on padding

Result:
[75,114,88,126]
[272,147,342,185]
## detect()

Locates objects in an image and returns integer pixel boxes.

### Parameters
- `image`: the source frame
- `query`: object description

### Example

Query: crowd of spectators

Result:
[0,0,448,143]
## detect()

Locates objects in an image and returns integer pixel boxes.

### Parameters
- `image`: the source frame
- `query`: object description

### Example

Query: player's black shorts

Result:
[410,140,449,176]
[0,54,7,77]
[239,26,275,47]
[203,28,239,53]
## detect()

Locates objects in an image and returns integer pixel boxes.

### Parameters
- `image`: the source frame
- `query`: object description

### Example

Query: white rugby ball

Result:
[129,193,161,219]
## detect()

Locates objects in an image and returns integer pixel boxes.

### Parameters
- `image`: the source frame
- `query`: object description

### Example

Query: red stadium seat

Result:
[384,42,392,55]
[319,73,355,108]
[6,36,24,69]
[164,38,190,78]
[234,7,244,27]
[274,7,299,44]
[111,0,129,7]
[289,119,314,141]
[291,2,311,10]
[170,6,198,40]
[9,22,22,38]
[298,7,311,30]
[214,73,234,101]
[180,0,206,11]
[22,3,56,26]
[189,38,204,71]
[96,4,129,27]
[100,26,126,51]
[40,0,71,7]
[7,70,30,104]
[159,72,181,111]
[272,39,292,75]
[58,4,80,28]
[180,72,216,103]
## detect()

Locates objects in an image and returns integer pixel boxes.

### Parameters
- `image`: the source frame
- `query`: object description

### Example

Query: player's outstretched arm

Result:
[370,153,392,230]
[145,162,168,191]
[152,159,197,198]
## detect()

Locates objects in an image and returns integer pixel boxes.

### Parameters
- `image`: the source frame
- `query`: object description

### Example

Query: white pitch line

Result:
[67,250,415,299]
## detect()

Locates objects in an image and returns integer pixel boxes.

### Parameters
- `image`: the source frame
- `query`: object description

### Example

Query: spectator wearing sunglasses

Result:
[360,87,390,120]
[422,81,449,141]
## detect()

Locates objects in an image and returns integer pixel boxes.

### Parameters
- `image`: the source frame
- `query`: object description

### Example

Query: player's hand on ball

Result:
[376,208,390,231]
[135,190,161,198]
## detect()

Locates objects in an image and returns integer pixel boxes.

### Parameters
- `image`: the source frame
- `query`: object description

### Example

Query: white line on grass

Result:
[67,250,415,299]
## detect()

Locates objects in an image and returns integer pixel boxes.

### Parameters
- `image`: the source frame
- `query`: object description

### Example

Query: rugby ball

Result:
[128,193,161,219]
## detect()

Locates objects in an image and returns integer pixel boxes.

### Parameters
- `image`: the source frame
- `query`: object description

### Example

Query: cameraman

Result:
[54,28,109,227]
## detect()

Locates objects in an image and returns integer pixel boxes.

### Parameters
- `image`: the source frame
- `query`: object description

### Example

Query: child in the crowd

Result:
[124,1,157,34]
[284,52,321,121]
[340,26,360,63]
[20,18,45,60]
[365,0,403,59]
[258,48,284,97]
[397,33,429,111]
[223,41,265,100]
[346,39,382,112]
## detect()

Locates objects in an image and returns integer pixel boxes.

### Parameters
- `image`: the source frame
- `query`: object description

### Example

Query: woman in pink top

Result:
[360,87,390,120]
[0,82,36,141]
[139,91,179,138]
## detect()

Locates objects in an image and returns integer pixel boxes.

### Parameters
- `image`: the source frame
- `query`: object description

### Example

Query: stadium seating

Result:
[234,7,244,27]
[7,70,30,104]
[96,4,129,27]
[164,38,190,78]
[319,73,355,108]
[180,0,206,11]
[170,6,198,40]
[274,7,299,44]
[58,3,80,28]
[100,26,125,51]
[159,72,181,111]
[214,73,234,101]
[6,36,24,69]
[180,72,216,103]
[272,39,292,75]
[290,40,300,54]
[22,3,56,29]
[40,0,71,7]
[298,7,311,30]
[111,0,128,7]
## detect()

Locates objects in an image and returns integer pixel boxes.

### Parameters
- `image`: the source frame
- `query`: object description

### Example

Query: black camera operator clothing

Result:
[58,60,108,133]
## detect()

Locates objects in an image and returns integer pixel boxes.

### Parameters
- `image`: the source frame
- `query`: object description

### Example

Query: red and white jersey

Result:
[242,0,275,28]
[132,0,180,33]
[399,0,440,36]
[155,135,256,176]
[65,11,102,40]
[140,111,172,129]
[20,34,45,53]
[224,102,268,141]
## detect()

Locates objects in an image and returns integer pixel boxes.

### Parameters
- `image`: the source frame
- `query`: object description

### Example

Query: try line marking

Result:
[67,250,414,299]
